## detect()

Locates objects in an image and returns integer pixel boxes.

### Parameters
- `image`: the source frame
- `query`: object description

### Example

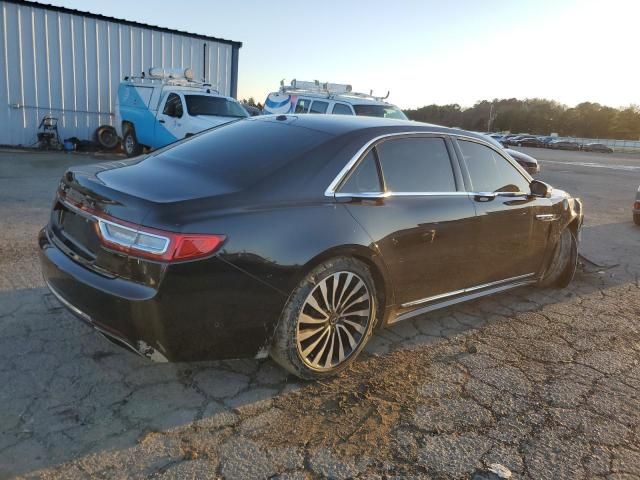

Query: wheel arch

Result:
[299,244,393,318]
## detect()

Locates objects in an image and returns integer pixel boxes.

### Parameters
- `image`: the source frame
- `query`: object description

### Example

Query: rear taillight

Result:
[95,216,225,262]
[57,191,225,262]
[634,201,640,210]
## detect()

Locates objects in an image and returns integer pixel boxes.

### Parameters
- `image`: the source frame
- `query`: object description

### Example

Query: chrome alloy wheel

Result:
[296,271,372,371]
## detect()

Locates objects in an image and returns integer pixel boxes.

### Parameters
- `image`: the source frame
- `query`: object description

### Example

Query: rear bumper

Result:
[39,227,287,362]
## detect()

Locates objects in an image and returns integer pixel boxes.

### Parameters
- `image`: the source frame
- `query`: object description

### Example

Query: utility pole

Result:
[487,103,494,132]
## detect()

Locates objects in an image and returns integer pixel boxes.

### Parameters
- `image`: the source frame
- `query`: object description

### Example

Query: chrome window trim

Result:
[334,191,472,198]
[324,130,510,198]
[400,272,536,308]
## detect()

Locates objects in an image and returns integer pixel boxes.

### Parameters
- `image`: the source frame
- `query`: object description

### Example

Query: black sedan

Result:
[39,116,583,379]
[548,140,581,151]
[582,143,613,153]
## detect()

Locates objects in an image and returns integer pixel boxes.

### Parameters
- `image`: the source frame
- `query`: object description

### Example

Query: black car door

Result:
[336,134,478,306]
[454,138,553,284]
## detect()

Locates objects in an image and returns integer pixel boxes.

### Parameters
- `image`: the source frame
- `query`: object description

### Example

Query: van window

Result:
[332,103,353,115]
[310,101,329,113]
[184,95,248,118]
[353,104,407,120]
[163,93,184,118]
[295,98,311,113]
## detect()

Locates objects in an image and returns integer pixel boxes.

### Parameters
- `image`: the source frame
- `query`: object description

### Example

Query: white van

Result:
[115,67,248,157]
[263,80,407,120]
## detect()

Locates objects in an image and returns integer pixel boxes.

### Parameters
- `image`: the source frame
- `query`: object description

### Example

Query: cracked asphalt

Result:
[1,149,639,479]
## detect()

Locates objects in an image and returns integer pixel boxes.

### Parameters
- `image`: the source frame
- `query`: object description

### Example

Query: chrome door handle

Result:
[474,192,496,202]
[535,213,558,221]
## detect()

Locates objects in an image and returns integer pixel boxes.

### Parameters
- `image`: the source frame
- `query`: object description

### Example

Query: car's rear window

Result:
[155,119,333,188]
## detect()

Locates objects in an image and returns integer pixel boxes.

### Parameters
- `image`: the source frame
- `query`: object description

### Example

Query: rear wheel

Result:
[270,257,377,379]
[634,213,640,226]
[123,127,142,157]
[538,228,578,288]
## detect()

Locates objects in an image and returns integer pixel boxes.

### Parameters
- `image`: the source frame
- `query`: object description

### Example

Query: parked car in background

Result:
[263,79,407,120]
[548,140,581,151]
[582,143,613,153]
[479,134,541,175]
[633,186,640,225]
[514,137,545,148]
[116,67,249,157]
[39,116,582,379]
[505,148,541,174]
[539,137,557,147]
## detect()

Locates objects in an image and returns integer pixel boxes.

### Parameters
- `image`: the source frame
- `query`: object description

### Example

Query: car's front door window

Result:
[458,140,530,193]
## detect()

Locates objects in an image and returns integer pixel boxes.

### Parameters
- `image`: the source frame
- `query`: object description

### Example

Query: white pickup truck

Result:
[116,68,248,157]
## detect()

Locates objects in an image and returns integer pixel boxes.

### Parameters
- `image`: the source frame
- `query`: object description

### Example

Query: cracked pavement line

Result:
[1,151,639,479]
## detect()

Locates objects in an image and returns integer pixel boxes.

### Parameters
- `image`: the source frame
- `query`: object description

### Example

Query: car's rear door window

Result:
[339,150,382,193]
[310,101,329,113]
[458,140,530,193]
[375,137,456,193]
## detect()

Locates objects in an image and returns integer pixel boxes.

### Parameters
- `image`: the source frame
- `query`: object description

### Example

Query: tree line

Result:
[404,99,640,140]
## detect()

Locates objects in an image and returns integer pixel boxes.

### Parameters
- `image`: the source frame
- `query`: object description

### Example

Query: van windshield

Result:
[185,95,249,118]
[353,104,408,120]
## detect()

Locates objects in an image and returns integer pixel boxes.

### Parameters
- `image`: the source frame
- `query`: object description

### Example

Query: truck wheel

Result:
[123,128,142,157]
[270,257,378,379]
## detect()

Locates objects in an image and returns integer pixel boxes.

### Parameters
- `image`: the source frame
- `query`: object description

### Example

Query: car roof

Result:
[251,114,490,141]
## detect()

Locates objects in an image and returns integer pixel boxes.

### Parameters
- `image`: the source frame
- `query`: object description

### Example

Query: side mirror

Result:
[530,179,552,198]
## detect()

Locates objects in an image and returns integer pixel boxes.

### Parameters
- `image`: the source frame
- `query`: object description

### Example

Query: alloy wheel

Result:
[296,271,372,371]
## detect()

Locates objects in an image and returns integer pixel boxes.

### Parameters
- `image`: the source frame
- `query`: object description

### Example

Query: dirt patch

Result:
[260,344,449,462]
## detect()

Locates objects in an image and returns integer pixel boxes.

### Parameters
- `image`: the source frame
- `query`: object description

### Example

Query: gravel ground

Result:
[0,149,639,480]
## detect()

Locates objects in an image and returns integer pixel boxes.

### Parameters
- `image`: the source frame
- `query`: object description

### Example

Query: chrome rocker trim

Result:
[391,273,537,324]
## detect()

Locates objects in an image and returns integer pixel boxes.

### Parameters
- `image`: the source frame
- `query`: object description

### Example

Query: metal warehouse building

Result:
[0,0,241,146]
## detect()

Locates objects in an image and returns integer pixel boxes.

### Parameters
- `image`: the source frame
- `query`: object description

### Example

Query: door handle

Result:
[474,192,496,202]
[535,213,559,221]
[158,119,165,124]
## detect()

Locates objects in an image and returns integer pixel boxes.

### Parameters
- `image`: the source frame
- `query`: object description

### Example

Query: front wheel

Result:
[270,257,377,379]
[123,128,142,157]
[634,213,640,226]
[538,228,578,288]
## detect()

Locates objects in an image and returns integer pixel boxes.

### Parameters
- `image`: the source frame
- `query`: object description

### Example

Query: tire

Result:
[123,127,142,157]
[538,228,578,288]
[634,213,640,226]
[95,125,119,150]
[270,257,378,380]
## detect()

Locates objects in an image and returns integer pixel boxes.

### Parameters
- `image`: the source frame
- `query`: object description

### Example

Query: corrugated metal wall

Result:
[0,1,235,146]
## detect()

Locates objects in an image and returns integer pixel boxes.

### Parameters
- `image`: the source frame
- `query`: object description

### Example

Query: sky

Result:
[43,0,639,110]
